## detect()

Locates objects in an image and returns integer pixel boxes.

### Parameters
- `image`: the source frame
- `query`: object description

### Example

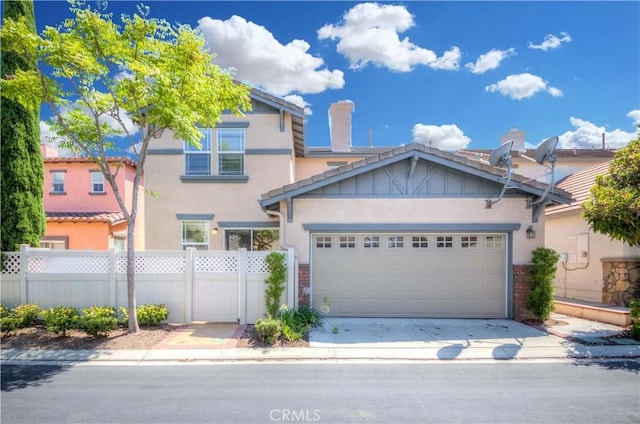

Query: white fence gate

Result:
[0,246,295,324]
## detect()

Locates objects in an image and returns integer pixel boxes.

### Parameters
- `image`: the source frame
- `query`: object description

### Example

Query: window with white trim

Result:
[436,236,453,248]
[184,129,212,176]
[412,236,429,248]
[40,238,67,249]
[363,236,380,248]
[461,236,478,248]
[316,236,332,248]
[91,172,105,193]
[51,171,65,193]
[339,236,356,248]
[485,235,504,249]
[218,129,245,176]
[225,229,279,251]
[181,220,209,250]
[388,236,404,248]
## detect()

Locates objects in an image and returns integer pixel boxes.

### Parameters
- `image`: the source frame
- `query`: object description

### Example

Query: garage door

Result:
[311,233,507,318]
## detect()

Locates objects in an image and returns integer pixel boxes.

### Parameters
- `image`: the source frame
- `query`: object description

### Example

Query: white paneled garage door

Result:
[311,233,507,318]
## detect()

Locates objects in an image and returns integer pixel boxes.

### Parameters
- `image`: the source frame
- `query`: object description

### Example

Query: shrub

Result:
[42,306,80,336]
[264,252,286,318]
[1,315,21,335]
[255,318,282,345]
[630,298,640,341]
[117,306,128,326]
[136,304,169,326]
[526,247,560,321]
[77,306,118,338]
[0,304,10,318]
[14,304,41,328]
[279,308,306,342]
[78,316,118,337]
[295,305,324,329]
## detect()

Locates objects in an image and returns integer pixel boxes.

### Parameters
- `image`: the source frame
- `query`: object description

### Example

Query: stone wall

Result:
[601,258,640,306]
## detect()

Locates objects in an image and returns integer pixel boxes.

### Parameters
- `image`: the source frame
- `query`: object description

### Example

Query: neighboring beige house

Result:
[545,162,640,304]
[145,89,572,321]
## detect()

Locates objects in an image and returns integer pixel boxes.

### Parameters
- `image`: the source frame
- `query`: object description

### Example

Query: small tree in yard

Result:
[583,132,640,247]
[0,0,251,332]
[264,252,286,318]
[527,247,560,322]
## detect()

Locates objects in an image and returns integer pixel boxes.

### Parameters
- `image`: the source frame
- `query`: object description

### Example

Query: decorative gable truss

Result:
[260,143,572,222]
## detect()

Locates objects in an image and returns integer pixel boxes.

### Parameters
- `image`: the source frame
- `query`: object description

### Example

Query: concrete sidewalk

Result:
[2,313,638,364]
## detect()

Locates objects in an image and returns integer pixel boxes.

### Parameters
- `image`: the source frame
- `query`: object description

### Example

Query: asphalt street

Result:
[2,361,639,424]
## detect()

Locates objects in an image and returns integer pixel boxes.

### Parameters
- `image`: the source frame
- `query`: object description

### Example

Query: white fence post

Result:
[185,248,194,324]
[238,248,247,325]
[19,244,28,305]
[108,249,117,307]
[287,248,295,309]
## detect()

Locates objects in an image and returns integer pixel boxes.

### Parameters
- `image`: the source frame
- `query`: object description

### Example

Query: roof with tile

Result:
[545,161,611,216]
[46,211,126,224]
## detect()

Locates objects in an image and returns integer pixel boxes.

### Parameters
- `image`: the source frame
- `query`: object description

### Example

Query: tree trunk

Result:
[126,219,140,333]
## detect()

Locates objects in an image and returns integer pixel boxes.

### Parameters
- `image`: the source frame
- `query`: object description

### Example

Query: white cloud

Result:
[528,32,572,51]
[412,123,471,150]
[465,48,515,74]
[197,15,344,96]
[283,94,312,116]
[318,3,460,72]
[628,109,640,125]
[558,117,635,149]
[485,73,562,100]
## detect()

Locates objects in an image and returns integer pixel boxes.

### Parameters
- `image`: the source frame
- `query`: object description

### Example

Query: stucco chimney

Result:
[329,100,354,152]
[40,144,59,158]
[499,127,525,151]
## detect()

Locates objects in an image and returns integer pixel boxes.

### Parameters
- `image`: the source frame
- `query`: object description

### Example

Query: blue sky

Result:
[27,1,640,151]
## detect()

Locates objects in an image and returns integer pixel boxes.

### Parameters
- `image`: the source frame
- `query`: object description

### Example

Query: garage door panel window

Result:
[485,235,504,249]
[436,236,453,248]
[388,236,404,248]
[363,236,380,248]
[461,236,478,248]
[412,236,429,248]
[316,236,332,248]
[339,236,356,248]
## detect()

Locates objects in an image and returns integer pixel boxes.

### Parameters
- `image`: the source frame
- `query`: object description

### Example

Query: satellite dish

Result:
[534,136,558,164]
[485,141,514,208]
[488,140,514,167]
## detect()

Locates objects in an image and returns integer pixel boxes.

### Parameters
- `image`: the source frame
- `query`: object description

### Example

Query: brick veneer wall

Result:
[298,264,310,306]
[513,264,537,321]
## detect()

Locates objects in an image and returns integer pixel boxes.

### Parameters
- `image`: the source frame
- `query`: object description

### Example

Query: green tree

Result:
[1,0,46,252]
[527,247,560,321]
[1,0,251,331]
[583,132,640,247]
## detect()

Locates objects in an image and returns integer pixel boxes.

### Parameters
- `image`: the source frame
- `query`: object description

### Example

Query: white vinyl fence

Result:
[1,245,295,324]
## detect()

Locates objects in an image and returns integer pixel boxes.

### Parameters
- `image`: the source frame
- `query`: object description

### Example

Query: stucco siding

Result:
[546,210,640,302]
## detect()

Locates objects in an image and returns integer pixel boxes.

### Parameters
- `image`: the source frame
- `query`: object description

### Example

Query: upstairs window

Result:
[91,172,105,193]
[218,129,244,176]
[51,171,65,193]
[184,129,212,176]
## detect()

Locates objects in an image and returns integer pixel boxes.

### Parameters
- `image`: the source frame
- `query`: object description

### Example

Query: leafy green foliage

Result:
[1,0,251,332]
[526,247,560,321]
[630,299,640,340]
[264,252,287,318]
[583,134,640,247]
[14,304,41,327]
[278,305,324,342]
[117,306,128,326]
[255,318,282,345]
[1,316,21,335]
[136,304,169,326]
[1,0,45,251]
[78,305,118,338]
[42,306,80,336]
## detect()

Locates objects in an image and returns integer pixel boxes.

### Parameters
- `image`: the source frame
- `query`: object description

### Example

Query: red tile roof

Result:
[46,211,126,224]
